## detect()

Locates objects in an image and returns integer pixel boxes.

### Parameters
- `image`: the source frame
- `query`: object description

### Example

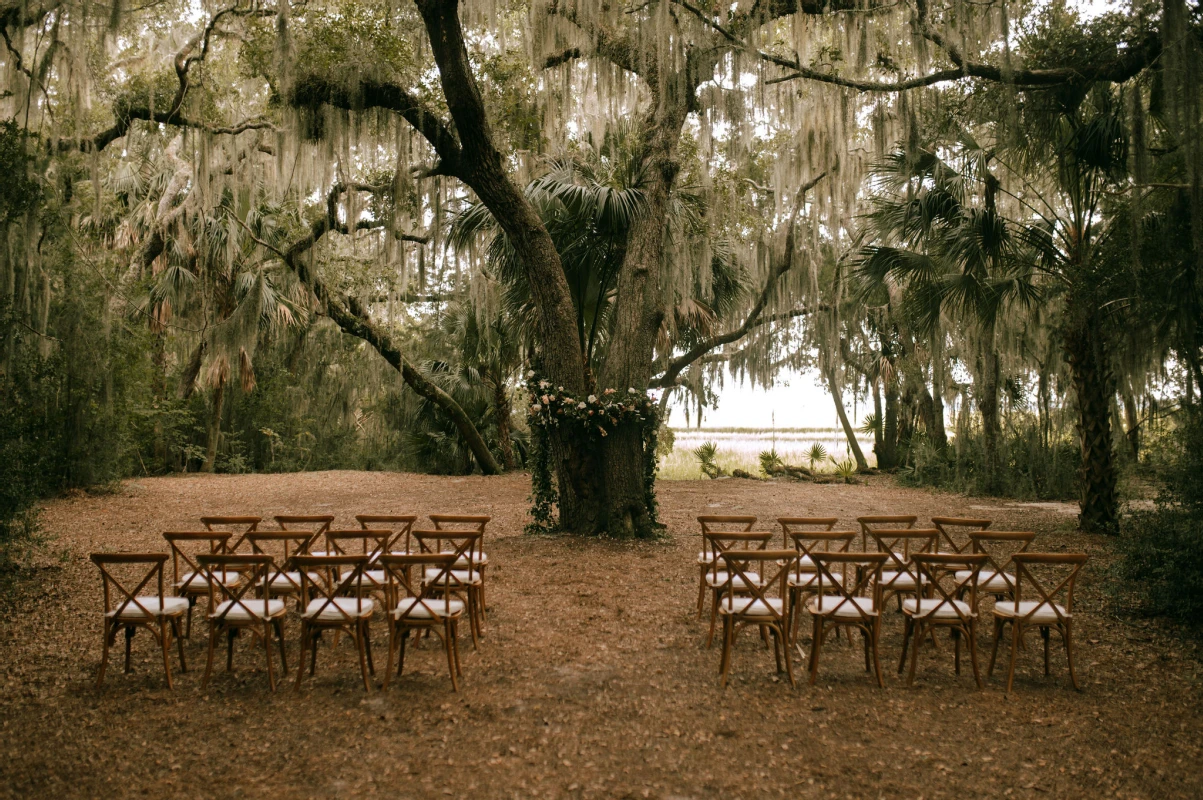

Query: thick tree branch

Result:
[60,107,275,153]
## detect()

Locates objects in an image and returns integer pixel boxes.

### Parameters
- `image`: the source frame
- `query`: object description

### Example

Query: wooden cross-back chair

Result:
[701,530,773,648]
[322,529,393,592]
[785,530,857,645]
[430,514,492,618]
[273,514,336,555]
[959,531,1035,606]
[930,517,993,554]
[413,530,485,648]
[716,550,798,688]
[292,554,376,692]
[378,553,465,691]
[695,515,757,617]
[777,517,839,549]
[989,553,1088,691]
[197,553,288,691]
[856,515,917,552]
[200,516,262,552]
[806,552,889,687]
[162,531,237,638]
[899,553,989,688]
[867,529,940,610]
[90,553,189,689]
[356,514,417,556]
[243,531,321,610]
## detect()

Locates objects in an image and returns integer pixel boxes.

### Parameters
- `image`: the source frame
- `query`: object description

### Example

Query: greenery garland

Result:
[523,371,660,534]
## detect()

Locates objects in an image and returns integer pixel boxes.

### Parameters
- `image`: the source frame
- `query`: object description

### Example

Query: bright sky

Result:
[665,366,871,430]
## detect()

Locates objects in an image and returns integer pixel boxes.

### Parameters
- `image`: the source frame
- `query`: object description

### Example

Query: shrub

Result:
[1114,408,1203,629]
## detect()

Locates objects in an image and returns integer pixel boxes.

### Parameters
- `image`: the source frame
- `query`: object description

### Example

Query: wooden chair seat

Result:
[718,596,785,617]
[448,551,487,567]
[108,596,191,620]
[880,570,919,589]
[213,598,286,621]
[423,567,482,585]
[788,570,837,588]
[268,570,323,591]
[392,597,466,619]
[955,569,1014,592]
[808,595,877,619]
[901,597,973,619]
[992,599,1070,623]
[302,597,375,621]
[705,570,762,589]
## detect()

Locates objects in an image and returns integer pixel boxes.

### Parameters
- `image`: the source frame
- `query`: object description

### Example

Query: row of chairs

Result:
[91,513,491,692]
[695,515,1088,691]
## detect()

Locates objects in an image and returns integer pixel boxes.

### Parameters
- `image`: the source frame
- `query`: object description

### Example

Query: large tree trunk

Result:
[978,339,1002,493]
[201,381,225,473]
[493,380,516,471]
[928,326,948,449]
[1064,311,1119,534]
[878,379,901,469]
[1121,385,1141,461]
[822,362,870,471]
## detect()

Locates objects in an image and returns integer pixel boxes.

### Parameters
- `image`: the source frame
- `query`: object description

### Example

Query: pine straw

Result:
[1,471,1200,798]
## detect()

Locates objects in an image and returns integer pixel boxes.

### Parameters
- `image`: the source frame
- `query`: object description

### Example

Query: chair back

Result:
[702,530,773,584]
[90,553,169,618]
[379,553,459,623]
[777,517,839,548]
[857,515,917,551]
[356,514,417,554]
[717,550,797,625]
[811,552,888,622]
[967,531,1035,592]
[291,554,372,625]
[274,515,335,551]
[429,514,490,532]
[931,517,992,553]
[324,529,393,561]
[786,530,856,585]
[244,531,316,595]
[413,529,484,574]
[912,553,989,625]
[200,516,262,551]
[197,554,274,621]
[162,532,232,589]
[1004,553,1088,625]
[698,515,757,535]
[868,529,939,575]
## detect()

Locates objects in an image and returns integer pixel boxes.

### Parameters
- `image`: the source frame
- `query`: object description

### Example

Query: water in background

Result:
[661,428,876,479]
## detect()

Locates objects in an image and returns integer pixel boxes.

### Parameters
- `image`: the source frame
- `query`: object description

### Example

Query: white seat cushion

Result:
[393,597,466,619]
[808,595,877,619]
[698,551,716,565]
[177,571,243,592]
[302,597,375,620]
[879,570,917,589]
[213,598,286,621]
[902,597,973,619]
[361,570,387,586]
[423,568,482,584]
[108,596,190,619]
[268,571,322,591]
[719,596,785,617]
[992,600,1070,623]
[446,551,487,567]
[954,569,1015,592]
[788,571,841,588]
[704,571,763,589]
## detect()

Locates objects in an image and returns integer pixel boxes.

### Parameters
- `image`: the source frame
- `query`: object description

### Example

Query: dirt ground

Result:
[1,471,1199,799]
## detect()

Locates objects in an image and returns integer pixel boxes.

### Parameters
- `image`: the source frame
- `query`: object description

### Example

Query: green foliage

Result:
[759,448,783,476]
[806,443,829,472]
[1114,409,1203,630]
[693,440,724,479]
[829,456,858,483]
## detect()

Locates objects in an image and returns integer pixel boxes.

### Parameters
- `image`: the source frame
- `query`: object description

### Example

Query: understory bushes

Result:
[1113,408,1203,630]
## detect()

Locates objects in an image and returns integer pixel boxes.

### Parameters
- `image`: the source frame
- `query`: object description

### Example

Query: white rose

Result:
[577,402,587,410]
[588,395,597,403]
[530,404,542,413]
[526,370,535,378]
[539,380,550,389]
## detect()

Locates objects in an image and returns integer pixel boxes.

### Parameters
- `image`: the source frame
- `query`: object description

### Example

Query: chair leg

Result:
[771,626,783,673]
[124,625,135,674]
[988,617,1004,676]
[185,596,196,639]
[871,619,884,689]
[264,624,277,692]
[444,621,459,692]
[160,621,174,690]
[294,624,309,692]
[355,622,371,692]
[226,628,236,672]
[309,629,319,675]
[968,622,983,689]
[172,618,187,673]
[97,621,112,688]
[720,616,735,688]
[363,623,375,677]
[1065,621,1080,691]
[953,627,961,675]
[808,620,825,685]
[451,621,463,677]
[706,589,720,648]
[397,630,409,678]
[275,619,288,675]
[862,627,871,673]
[898,617,912,674]
[1042,626,1051,676]
[203,624,218,688]
[782,625,796,688]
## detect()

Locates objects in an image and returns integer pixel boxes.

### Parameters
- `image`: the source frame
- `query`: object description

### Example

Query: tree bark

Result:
[1121,385,1141,460]
[201,380,225,473]
[493,380,516,471]
[979,339,1002,493]
[928,325,948,450]
[822,362,870,471]
[1064,310,1119,534]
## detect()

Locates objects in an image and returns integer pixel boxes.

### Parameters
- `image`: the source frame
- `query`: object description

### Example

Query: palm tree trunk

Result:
[201,381,225,473]
[1121,386,1141,461]
[1064,312,1119,534]
[822,362,869,471]
[929,326,948,450]
[979,340,1002,494]
[493,381,515,471]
